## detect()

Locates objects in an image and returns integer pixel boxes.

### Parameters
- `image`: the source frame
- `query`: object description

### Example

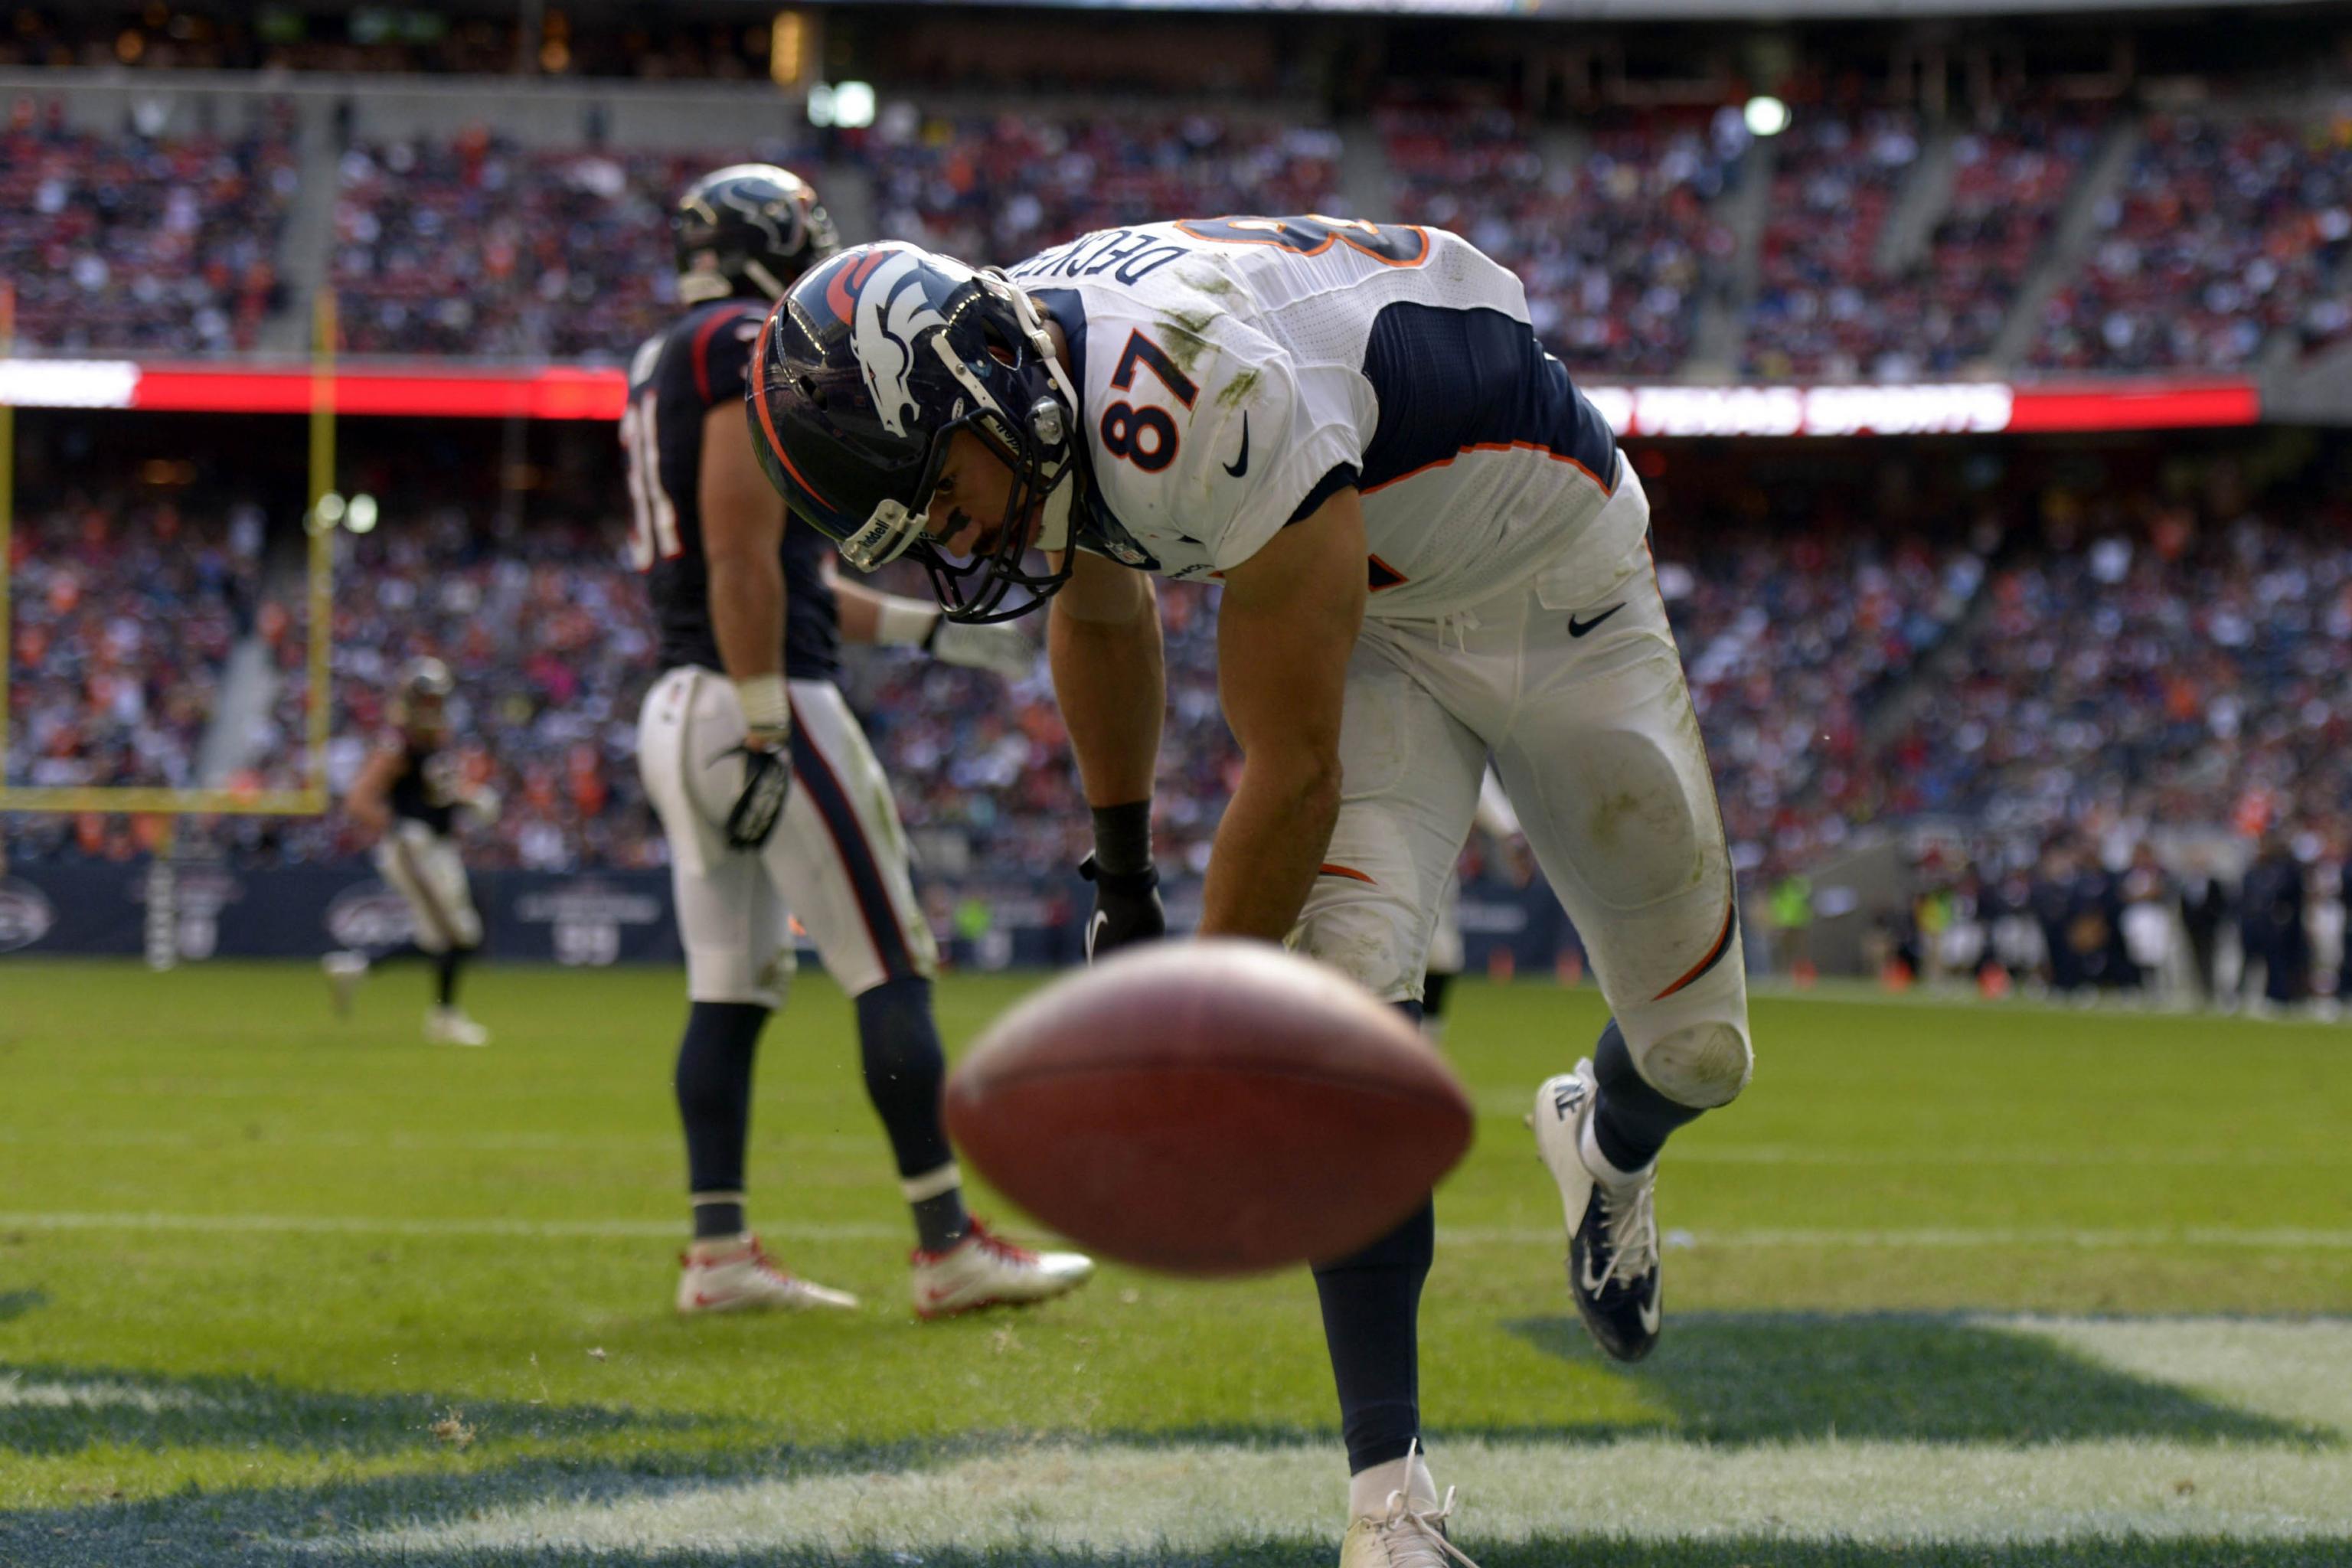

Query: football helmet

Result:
[672,165,838,305]
[393,656,453,733]
[747,242,1084,623]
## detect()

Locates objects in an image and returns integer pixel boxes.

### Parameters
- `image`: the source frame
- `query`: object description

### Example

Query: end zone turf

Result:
[2,961,2347,1566]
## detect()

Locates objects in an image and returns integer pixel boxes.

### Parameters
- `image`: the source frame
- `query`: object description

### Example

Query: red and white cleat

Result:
[911,1218,1093,1319]
[675,1235,860,1315]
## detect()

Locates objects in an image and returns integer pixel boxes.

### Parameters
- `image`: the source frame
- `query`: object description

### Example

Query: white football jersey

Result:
[1006,217,1642,618]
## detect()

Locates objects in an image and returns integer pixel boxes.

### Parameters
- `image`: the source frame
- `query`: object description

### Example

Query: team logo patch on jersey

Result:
[837,247,949,437]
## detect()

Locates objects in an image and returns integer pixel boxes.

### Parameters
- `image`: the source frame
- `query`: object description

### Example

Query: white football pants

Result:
[374,820,482,954]
[1293,468,1753,1111]
[638,668,937,1008]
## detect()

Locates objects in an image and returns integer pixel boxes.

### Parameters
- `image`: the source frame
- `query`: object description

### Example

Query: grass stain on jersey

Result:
[1216,370,1263,411]
[1154,314,1216,374]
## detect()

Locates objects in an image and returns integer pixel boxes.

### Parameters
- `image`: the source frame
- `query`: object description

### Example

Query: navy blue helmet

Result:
[672,164,838,305]
[746,243,1084,623]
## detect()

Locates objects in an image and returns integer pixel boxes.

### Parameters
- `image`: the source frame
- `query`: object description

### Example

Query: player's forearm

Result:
[708,554,787,683]
[1198,750,1340,942]
[1049,593,1165,808]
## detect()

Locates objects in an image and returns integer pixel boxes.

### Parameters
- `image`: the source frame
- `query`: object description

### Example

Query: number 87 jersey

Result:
[1004,216,1639,617]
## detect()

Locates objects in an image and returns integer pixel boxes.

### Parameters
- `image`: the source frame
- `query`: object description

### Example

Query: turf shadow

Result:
[0,1360,705,1459]
[1504,1312,2320,1446]
[0,1289,46,1323]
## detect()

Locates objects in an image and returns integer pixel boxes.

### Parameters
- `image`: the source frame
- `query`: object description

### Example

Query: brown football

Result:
[943,940,1476,1276]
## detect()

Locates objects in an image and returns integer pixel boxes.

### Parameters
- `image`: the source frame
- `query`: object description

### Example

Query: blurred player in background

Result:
[1419,769,1519,1043]
[756,221,1753,1565]
[324,656,497,1047]
[631,166,1093,1317]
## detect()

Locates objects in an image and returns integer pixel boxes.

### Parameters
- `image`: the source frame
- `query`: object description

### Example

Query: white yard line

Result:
[8,1211,2352,1251]
[0,1374,203,1413]
[335,1435,2352,1554]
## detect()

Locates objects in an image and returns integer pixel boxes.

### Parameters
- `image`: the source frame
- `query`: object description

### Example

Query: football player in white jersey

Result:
[749,219,1753,1566]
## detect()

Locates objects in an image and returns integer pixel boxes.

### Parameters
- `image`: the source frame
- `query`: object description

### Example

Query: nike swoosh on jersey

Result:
[1222,412,1250,478]
[1088,909,1110,958]
[1568,603,1626,638]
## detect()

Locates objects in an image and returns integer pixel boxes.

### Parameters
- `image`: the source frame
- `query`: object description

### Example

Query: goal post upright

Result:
[0,285,335,821]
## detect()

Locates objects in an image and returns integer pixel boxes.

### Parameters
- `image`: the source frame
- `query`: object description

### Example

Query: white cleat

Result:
[911,1217,1093,1319]
[424,1006,491,1048]
[1530,1059,1663,1361]
[322,950,368,1018]
[1340,1488,1481,1567]
[676,1235,860,1315]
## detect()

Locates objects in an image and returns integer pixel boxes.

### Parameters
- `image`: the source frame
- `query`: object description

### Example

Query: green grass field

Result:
[2,959,2349,1566]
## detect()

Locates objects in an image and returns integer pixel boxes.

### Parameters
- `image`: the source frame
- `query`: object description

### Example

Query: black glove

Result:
[724,742,792,851]
[1079,854,1165,961]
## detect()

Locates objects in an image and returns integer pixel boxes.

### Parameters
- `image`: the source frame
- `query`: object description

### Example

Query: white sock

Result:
[1348,1447,1436,1521]
[1579,1114,1651,1191]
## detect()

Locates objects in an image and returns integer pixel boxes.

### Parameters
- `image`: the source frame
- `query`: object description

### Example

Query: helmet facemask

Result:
[839,274,1086,625]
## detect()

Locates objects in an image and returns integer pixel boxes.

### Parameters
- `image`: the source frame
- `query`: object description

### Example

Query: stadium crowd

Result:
[331,133,815,361]
[0,100,297,354]
[2031,109,2352,372]
[2,488,260,859]
[1379,104,1743,377]
[5,91,2350,374]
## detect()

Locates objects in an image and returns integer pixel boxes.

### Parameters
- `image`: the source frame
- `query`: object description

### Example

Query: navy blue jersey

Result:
[625,299,839,682]
[387,737,457,835]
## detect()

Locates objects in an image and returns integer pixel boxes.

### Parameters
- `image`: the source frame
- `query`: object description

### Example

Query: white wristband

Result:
[733,674,789,733]
[873,594,942,648]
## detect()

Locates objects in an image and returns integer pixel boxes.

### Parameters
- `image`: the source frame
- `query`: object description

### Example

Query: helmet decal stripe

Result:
[750,303,833,511]
[825,250,887,324]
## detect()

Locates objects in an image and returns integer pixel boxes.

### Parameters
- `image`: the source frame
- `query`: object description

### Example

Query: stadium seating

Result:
[2030,109,2352,371]
[1743,107,1924,380]
[331,133,814,361]
[868,112,1343,266]
[1379,105,1742,377]
[0,105,297,354]
[3,492,254,795]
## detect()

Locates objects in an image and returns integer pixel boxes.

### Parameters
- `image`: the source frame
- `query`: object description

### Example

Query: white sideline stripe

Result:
[0,1211,902,1243]
[334,1436,2352,1554]
[0,1374,203,1413]
[9,1211,2352,1251]
[23,1125,2352,1172]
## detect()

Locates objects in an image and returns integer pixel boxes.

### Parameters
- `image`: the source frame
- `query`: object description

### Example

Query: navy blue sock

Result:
[854,976,968,1252]
[436,949,466,1008]
[675,1000,769,1237]
[1592,1018,1705,1172]
[1421,970,1455,1024]
[1312,1197,1436,1473]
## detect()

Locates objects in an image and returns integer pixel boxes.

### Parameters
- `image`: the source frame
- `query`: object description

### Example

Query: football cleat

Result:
[1339,1487,1481,1568]
[423,1006,491,1048]
[911,1217,1093,1319]
[676,1235,860,1315]
[1530,1059,1663,1362]
[322,950,368,1017]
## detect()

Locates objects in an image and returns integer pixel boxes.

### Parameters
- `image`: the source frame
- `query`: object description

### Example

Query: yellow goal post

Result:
[0,289,338,820]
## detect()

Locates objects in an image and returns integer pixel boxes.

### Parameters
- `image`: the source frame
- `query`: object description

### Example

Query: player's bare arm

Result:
[700,402,788,712]
[345,743,403,837]
[1200,487,1367,942]
[1047,547,1164,810]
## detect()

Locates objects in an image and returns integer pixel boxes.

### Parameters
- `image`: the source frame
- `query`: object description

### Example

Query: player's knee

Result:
[1292,902,1419,1003]
[1548,704,1714,911]
[686,945,787,1010]
[451,911,485,949]
[1639,1019,1751,1109]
